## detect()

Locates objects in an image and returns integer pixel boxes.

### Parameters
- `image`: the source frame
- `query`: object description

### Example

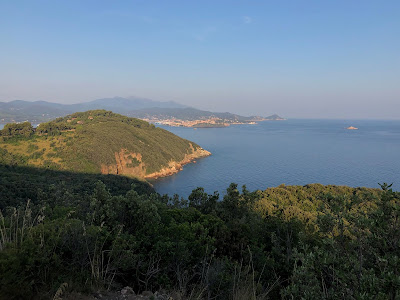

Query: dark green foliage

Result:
[0,166,399,299]
[0,164,154,209]
[0,122,34,138]
[188,187,218,214]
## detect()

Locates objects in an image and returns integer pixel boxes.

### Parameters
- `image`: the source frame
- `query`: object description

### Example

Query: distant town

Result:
[143,117,270,128]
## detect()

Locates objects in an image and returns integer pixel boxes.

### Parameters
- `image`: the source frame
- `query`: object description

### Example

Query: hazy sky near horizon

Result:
[1,1,399,119]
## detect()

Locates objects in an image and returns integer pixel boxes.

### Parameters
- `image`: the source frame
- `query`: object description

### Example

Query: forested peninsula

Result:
[0,110,210,179]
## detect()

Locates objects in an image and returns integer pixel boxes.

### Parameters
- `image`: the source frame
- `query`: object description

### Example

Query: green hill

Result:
[0,110,210,179]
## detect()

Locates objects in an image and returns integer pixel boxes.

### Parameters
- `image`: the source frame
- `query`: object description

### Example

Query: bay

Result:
[151,119,400,197]
[2,120,400,197]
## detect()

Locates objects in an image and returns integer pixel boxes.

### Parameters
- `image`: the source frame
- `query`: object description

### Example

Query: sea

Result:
[150,119,400,198]
[2,120,400,197]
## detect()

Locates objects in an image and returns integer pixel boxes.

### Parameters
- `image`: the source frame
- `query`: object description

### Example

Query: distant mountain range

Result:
[0,97,186,123]
[0,97,284,123]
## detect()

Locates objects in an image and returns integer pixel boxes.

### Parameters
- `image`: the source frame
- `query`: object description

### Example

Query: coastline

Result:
[100,145,211,180]
[145,147,211,179]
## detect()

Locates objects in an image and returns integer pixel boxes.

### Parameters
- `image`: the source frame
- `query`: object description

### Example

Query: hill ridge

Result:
[0,110,211,179]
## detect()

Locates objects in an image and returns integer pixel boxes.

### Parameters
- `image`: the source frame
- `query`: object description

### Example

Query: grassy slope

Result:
[0,110,203,176]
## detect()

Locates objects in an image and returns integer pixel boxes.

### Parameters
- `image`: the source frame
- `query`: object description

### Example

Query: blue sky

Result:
[1,0,399,118]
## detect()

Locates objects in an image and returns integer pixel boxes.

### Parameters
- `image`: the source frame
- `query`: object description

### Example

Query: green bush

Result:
[1,170,398,299]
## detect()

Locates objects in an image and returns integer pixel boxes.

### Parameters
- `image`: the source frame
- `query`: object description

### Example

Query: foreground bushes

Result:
[1,177,399,299]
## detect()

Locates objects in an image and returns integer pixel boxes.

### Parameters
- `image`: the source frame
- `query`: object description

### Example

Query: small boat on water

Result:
[346,126,358,130]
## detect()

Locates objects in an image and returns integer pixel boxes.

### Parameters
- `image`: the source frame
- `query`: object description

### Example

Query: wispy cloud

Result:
[242,16,252,24]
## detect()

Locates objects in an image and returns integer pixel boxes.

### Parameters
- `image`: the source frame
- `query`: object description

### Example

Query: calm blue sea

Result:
[151,119,400,197]
[2,120,399,197]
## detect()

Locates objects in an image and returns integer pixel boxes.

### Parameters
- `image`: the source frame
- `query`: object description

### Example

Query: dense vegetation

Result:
[0,110,205,176]
[0,164,154,209]
[0,163,398,299]
[0,122,35,138]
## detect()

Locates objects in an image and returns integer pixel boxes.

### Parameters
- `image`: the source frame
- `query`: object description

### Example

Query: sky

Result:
[0,0,399,119]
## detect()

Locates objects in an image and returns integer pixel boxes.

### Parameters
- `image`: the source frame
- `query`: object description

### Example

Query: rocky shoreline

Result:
[101,145,211,180]
[145,147,211,180]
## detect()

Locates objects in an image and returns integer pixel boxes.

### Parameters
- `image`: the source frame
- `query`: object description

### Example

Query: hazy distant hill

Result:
[0,110,210,179]
[0,100,70,123]
[264,114,285,120]
[0,97,187,123]
[0,97,284,124]
[71,96,187,113]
